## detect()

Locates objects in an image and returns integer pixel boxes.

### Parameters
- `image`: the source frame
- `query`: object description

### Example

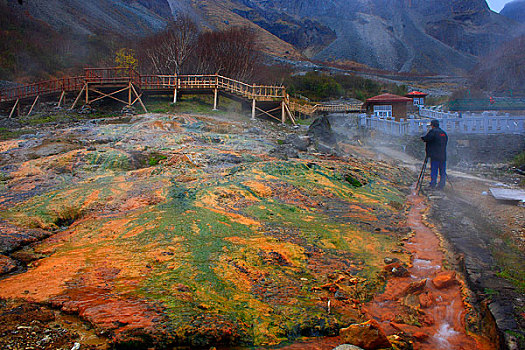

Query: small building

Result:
[364,93,412,121]
[405,91,428,106]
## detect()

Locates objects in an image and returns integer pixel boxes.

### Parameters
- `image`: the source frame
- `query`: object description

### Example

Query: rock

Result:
[308,116,337,146]
[387,334,413,350]
[339,319,391,350]
[402,294,420,310]
[418,291,434,308]
[269,145,299,160]
[332,345,365,350]
[285,134,310,151]
[432,271,458,289]
[401,279,427,296]
[413,331,429,341]
[79,105,94,114]
[0,254,17,275]
[316,141,338,155]
[383,257,399,265]
[383,262,409,277]
[121,105,136,115]
[246,127,261,135]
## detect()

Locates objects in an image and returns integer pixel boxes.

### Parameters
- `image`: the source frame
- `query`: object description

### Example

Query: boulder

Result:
[269,145,299,160]
[285,134,311,151]
[432,271,458,289]
[308,116,337,146]
[402,294,420,310]
[401,279,427,296]
[339,319,391,350]
[0,254,17,275]
[418,291,434,308]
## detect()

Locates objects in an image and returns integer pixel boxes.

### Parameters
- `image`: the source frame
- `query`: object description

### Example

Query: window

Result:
[374,105,392,118]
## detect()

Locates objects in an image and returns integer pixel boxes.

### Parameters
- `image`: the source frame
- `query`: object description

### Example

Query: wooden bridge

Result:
[0,68,363,123]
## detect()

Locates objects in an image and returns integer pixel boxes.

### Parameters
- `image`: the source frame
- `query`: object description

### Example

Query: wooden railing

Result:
[0,76,84,103]
[289,101,363,115]
[0,68,361,116]
[139,74,285,100]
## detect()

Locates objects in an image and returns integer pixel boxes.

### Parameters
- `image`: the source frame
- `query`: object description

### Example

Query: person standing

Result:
[421,119,448,189]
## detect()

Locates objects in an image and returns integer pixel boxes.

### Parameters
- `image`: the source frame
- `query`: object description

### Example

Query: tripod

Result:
[415,156,429,195]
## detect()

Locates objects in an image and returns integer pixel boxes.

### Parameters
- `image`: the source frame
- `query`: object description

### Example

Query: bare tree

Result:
[138,15,198,74]
[193,27,260,81]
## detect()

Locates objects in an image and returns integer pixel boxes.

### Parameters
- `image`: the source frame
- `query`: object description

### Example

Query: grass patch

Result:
[511,151,525,169]
[145,94,243,115]
[148,152,168,166]
[0,127,32,140]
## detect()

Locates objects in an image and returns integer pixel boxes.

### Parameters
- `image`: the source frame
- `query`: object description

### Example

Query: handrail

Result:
[0,69,359,116]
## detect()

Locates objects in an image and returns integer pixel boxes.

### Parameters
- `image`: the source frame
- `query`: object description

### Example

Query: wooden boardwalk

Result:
[0,68,363,123]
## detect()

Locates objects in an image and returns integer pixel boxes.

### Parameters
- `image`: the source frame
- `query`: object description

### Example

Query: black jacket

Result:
[421,127,448,161]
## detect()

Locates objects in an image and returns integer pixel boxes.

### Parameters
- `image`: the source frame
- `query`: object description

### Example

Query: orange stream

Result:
[277,192,493,350]
[364,193,492,350]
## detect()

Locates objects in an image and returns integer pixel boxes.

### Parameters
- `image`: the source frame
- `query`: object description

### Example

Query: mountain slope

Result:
[2,0,521,75]
[500,0,525,23]
[230,0,517,74]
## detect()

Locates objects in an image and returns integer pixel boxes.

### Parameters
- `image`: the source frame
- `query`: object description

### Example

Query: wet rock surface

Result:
[339,319,391,350]
[0,299,102,350]
[0,112,413,348]
[429,189,524,350]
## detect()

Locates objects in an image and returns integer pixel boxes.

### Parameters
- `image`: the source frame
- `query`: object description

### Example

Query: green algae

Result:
[0,114,413,348]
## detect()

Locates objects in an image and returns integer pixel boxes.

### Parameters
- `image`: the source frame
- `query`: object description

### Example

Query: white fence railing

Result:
[359,109,525,136]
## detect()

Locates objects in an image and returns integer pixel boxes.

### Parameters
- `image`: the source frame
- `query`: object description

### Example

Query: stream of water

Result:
[364,192,491,350]
[275,191,495,350]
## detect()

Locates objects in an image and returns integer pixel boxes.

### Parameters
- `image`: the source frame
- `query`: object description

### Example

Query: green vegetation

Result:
[0,127,30,140]
[145,94,242,115]
[493,239,525,293]
[285,71,408,102]
[148,153,167,166]
[511,151,525,169]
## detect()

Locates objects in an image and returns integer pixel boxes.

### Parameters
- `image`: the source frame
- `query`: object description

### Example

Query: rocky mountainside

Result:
[501,0,525,23]
[3,0,521,74]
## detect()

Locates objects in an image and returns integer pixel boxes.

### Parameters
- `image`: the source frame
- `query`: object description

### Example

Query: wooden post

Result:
[252,99,256,120]
[85,83,89,105]
[173,88,177,104]
[27,95,39,117]
[128,82,132,106]
[9,99,19,118]
[281,100,286,124]
[213,88,218,110]
[58,91,65,107]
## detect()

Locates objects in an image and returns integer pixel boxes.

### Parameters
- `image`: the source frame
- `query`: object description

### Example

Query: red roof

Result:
[365,93,412,103]
[405,91,428,97]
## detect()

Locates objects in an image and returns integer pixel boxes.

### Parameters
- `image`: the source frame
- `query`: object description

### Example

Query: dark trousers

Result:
[430,160,446,189]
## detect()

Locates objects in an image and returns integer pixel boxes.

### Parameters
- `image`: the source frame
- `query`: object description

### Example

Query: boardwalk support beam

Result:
[27,95,39,117]
[9,99,19,118]
[213,88,218,111]
[70,84,87,110]
[58,91,66,108]
[252,99,256,120]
